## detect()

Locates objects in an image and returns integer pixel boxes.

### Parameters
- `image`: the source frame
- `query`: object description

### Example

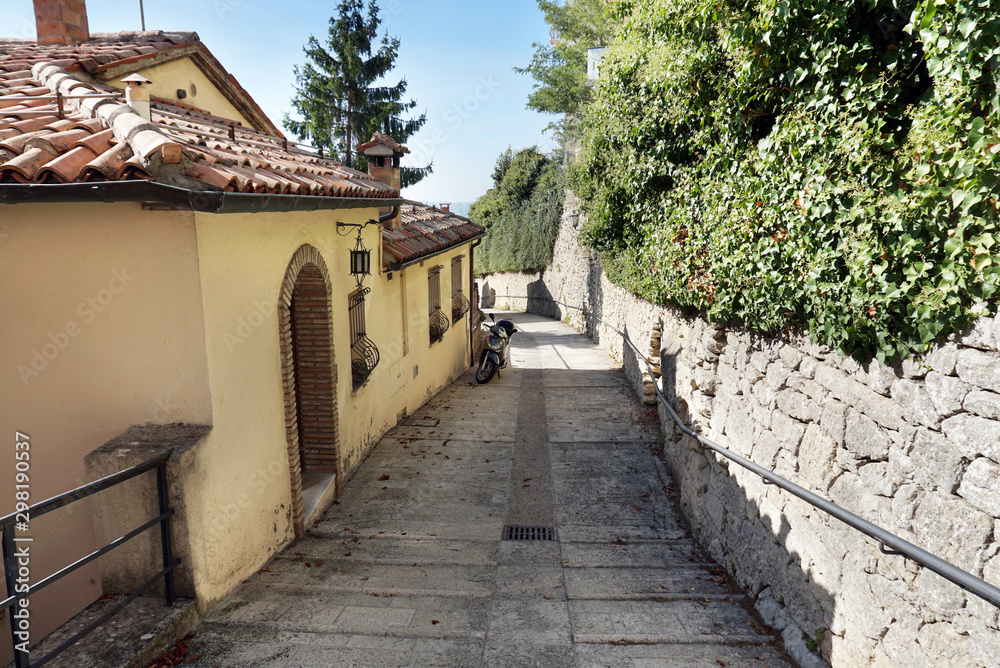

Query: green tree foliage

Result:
[472,147,565,274]
[572,0,1000,362]
[515,0,617,135]
[284,0,431,187]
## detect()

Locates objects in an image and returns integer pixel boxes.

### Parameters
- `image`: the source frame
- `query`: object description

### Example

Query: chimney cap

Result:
[121,73,152,85]
[357,132,409,157]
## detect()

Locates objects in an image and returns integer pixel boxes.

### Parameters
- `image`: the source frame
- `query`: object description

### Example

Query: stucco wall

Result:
[101,57,254,129]
[189,209,472,607]
[0,199,475,659]
[0,202,212,659]
[482,191,1000,667]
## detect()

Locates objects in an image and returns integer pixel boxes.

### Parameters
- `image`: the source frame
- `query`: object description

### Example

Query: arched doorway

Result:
[278,245,339,537]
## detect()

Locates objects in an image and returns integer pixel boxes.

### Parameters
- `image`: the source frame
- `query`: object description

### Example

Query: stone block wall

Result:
[481,190,1000,667]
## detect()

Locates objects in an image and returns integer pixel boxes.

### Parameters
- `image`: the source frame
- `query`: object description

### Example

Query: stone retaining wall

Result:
[481,191,1000,668]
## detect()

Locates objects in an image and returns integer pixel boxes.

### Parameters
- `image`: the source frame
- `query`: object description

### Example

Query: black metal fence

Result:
[1,455,179,667]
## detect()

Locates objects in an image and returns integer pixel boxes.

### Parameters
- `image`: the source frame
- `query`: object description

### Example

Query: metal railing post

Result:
[156,462,176,607]
[3,524,30,668]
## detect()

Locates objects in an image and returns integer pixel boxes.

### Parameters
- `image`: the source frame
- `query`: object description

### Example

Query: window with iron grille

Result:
[349,287,379,390]
[452,256,469,323]
[428,266,449,344]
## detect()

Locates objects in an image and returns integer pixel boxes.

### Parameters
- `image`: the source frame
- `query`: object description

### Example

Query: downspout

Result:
[469,237,483,367]
[379,205,400,224]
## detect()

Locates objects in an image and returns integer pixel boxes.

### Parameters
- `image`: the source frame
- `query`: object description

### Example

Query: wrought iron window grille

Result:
[452,292,470,323]
[349,287,379,389]
[429,308,450,344]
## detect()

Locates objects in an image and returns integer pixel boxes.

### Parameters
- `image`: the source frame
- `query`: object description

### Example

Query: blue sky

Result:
[0,0,557,204]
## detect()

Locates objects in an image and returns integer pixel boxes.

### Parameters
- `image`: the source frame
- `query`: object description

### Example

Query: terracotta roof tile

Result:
[0,52,399,200]
[0,32,283,137]
[382,201,485,268]
[357,132,409,154]
[37,145,96,182]
[82,142,134,180]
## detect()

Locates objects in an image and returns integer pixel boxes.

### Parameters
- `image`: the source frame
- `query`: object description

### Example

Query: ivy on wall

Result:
[573,0,1000,362]
[472,147,565,275]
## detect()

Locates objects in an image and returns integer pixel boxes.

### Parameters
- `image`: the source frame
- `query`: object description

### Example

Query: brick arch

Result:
[278,244,339,537]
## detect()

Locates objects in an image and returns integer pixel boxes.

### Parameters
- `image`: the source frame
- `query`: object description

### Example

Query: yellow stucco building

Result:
[0,5,483,661]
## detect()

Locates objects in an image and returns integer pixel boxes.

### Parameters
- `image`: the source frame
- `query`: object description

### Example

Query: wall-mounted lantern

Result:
[350,235,371,288]
[338,220,380,288]
[569,211,580,229]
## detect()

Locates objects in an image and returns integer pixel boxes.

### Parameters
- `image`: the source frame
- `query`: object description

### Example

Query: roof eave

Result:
[0,181,400,214]
[386,229,486,272]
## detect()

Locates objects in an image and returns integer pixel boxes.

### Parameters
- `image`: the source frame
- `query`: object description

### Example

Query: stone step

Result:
[569,592,748,603]
[555,525,690,542]
[187,626,485,666]
[284,534,499,565]
[574,634,774,646]
[203,588,490,641]
[256,560,493,591]
[301,500,503,524]
[564,567,734,598]
[198,618,486,642]
[575,642,794,667]
[274,554,498,569]
[226,579,492,601]
[6,596,197,668]
[300,520,506,542]
[569,598,771,645]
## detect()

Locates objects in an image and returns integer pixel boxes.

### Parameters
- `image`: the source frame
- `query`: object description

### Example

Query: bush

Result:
[573,0,1000,362]
[472,147,565,274]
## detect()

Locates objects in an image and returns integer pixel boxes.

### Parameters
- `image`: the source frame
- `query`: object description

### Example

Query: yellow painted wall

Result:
[188,209,473,607]
[0,203,212,661]
[104,58,254,129]
[0,198,476,649]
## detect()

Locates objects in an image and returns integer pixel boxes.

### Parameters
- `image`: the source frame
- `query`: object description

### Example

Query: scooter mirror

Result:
[489,313,496,322]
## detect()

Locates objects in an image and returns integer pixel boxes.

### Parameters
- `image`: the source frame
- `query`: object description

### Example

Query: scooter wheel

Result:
[476,358,497,384]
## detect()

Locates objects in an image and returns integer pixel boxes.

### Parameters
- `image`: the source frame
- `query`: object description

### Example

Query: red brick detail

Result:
[33,0,90,45]
[278,245,339,537]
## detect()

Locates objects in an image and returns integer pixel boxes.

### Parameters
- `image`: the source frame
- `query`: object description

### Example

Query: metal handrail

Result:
[495,294,1000,609]
[1,453,179,667]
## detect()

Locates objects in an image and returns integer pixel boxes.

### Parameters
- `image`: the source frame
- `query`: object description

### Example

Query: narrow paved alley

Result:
[181,313,794,667]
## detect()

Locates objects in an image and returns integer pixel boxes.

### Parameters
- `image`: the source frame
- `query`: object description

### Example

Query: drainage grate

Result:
[503,525,557,541]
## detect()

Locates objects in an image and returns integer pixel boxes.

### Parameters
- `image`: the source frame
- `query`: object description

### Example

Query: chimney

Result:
[439,203,451,212]
[358,133,409,228]
[34,0,90,46]
[122,74,152,121]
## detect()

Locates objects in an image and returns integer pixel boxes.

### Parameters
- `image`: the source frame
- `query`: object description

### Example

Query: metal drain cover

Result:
[503,525,556,541]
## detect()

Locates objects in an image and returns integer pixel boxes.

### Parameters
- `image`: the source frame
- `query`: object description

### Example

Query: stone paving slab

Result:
[177,313,793,668]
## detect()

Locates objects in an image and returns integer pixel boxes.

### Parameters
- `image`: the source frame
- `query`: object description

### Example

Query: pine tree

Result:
[284,0,431,187]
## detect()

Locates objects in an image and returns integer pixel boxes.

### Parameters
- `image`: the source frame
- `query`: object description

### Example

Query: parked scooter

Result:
[476,313,517,384]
